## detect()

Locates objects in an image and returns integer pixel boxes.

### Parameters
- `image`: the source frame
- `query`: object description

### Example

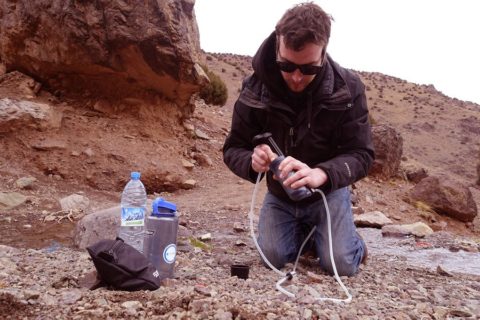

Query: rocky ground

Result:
[1,227,479,319]
[1,52,480,319]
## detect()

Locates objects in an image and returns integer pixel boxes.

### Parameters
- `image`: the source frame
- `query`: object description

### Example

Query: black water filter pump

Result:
[252,132,313,201]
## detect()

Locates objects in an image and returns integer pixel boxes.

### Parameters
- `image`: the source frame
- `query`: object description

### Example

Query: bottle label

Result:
[121,207,145,227]
[163,244,176,264]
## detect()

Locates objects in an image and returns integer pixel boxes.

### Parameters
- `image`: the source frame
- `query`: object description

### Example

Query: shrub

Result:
[199,65,228,106]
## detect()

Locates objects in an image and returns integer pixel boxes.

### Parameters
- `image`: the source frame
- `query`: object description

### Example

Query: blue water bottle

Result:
[143,197,179,279]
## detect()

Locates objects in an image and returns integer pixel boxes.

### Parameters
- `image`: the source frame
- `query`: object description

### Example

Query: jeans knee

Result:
[318,252,358,277]
[258,239,287,269]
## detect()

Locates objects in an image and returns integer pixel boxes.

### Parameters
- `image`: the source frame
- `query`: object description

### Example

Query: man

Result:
[223,2,374,276]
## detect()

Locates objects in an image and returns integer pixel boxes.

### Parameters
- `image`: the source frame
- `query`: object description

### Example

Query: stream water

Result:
[359,228,480,276]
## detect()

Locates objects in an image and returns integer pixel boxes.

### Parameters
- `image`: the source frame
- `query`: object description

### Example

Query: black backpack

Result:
[86,238,161,291]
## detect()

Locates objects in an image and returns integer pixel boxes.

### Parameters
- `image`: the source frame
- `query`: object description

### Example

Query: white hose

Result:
[248,173,352,303]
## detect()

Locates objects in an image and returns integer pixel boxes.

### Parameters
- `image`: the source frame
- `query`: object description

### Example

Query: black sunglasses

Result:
[276,60,323,75]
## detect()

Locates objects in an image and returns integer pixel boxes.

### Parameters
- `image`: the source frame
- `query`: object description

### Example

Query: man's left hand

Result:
[277,156,328,189]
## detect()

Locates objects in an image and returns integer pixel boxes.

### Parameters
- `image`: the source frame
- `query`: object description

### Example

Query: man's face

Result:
[277,35,325,93]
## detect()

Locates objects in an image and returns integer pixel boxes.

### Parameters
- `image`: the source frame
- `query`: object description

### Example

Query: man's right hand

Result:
[251,144,277,173]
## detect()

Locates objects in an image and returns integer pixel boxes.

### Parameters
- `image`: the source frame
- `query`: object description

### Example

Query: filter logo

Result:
[163,244,176,264]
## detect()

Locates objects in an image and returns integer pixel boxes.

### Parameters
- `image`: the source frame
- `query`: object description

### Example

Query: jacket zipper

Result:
[289,127,296,150]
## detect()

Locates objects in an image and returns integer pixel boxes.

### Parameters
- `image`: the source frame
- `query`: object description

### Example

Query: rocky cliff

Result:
[0,0,205,114]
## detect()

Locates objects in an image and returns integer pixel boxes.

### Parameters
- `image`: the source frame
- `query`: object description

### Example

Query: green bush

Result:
[199,65,228,106]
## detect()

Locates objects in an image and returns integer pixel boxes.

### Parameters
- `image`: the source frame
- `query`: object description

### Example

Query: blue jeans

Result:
[257,187,365,276]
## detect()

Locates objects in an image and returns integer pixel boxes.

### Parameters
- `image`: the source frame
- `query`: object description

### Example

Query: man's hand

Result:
[278,156,328,189]
[251,144,277,173]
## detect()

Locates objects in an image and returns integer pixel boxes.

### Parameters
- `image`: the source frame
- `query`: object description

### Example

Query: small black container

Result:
[230,264,249,280]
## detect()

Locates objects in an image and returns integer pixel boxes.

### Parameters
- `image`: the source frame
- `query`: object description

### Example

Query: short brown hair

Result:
[275,2,333,51]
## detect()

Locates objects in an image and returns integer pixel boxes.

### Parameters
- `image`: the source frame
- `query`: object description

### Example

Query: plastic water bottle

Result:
[118,171,147,253]
[143,197,179,279]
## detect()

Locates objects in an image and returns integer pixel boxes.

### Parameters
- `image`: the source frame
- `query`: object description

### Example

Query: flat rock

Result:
[0,192,27,210]
[354,211,393,228]
[382,222,434,238]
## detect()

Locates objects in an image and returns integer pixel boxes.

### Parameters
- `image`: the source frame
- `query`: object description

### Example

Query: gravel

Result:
[1,236,479,319]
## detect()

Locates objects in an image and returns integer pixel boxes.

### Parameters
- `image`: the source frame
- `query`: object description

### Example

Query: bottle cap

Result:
[152,197,177,216]
[131,171,141,180]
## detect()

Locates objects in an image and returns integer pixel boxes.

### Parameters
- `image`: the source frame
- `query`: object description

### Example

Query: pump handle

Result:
[252,132,284,156]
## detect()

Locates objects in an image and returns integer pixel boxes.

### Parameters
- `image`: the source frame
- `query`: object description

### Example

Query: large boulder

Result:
[74,199,154,249]
[407,175,478,222]
[369,124,403,179]
[74,206,120,249]
[0,0,205,113]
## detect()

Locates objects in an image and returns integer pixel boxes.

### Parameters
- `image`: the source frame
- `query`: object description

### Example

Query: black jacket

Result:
[223,32,375,204]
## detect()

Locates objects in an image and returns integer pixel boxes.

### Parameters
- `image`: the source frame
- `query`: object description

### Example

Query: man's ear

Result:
[321,44,328,65]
